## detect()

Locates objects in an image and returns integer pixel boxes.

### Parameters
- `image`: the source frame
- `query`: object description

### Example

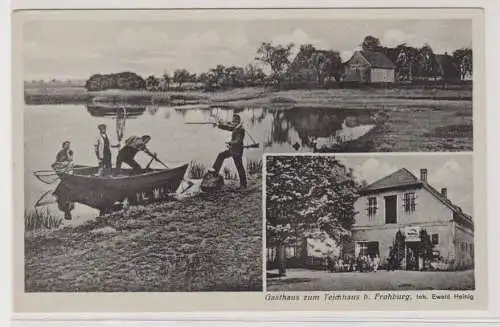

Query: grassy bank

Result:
[24,85,471,106]
[25,177,263,292]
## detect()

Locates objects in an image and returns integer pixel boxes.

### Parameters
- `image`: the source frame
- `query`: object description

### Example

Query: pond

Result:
[24,103,379,220]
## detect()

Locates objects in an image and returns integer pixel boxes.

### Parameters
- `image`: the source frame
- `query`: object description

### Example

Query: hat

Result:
[98,124,107,129]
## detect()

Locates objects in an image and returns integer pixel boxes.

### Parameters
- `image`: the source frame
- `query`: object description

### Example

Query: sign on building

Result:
[405,226,421,242]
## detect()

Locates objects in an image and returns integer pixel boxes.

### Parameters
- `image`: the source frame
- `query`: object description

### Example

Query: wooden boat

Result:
[86,103,146,117]
[53,164,189,211]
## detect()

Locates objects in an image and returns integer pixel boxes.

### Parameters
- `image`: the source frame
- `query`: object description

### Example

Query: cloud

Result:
[351,157,399,185]
[381,28,431,49]
[427,159,472,215]
[340,46,362,62]
[271,28,332,58]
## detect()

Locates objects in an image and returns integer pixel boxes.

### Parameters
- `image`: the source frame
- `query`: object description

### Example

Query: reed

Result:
[25,208,63,231]
[189,161,207,179]
[247,159,263,175]
[223,167,237,180]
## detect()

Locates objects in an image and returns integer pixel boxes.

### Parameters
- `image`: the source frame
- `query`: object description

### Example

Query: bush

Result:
[188,161,207,179]
[85,72,147,91]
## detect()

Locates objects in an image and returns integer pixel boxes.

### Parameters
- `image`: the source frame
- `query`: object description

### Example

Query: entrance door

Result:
[385,195,397,224]
[405,242,420,271]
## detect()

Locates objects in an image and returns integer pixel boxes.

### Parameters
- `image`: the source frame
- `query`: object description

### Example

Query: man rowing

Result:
[115,134,156,176]
[94,124,120,176]
[208,114,247,189]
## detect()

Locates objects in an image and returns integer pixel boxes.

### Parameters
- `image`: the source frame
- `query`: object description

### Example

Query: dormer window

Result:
[367,197,377,218]
[403,192,416,213]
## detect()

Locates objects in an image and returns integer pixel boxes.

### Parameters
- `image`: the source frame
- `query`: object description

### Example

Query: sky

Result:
[22,18,472,81]
[337,154,473,217]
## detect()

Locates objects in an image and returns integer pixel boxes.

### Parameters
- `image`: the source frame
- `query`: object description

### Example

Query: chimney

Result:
[441,188,447,199]
[420,169,428,182]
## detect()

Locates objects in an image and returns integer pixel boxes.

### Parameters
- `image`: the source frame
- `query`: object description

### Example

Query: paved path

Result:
[266,269,475,291]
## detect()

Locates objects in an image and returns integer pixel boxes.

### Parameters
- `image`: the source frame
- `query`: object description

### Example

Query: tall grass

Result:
[25,208,63,231]
[223,167,237,180]
[189,161,207,179]
[247,159,262,175]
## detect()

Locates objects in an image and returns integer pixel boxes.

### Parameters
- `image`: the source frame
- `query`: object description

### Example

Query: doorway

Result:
[385,195,397,224]
[405,242,422,271]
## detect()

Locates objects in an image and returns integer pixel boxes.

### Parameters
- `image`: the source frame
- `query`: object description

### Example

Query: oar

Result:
[144,156,155,170]
[146,152,169,169]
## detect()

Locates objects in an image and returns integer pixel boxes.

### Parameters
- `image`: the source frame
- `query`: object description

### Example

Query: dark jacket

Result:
[218,121,245,155]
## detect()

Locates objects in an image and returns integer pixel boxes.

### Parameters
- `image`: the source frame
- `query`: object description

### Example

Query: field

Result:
[25,177,263,292]
[24,84,473,152]
[267,268,475,291]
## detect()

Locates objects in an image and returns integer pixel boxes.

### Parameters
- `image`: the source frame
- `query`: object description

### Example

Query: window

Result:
[431,233,439,245]
[367,197,377,218]
[403,192,416,213]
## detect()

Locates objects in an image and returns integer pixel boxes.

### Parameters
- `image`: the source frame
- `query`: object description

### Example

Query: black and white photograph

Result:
[16,7,481,307]
[265,154,474,291]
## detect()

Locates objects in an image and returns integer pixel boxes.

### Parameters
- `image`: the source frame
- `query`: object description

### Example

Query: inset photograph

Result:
[265,154,474,291]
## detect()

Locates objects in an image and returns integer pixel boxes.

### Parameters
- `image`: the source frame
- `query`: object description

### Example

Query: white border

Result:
[6,0,500,325]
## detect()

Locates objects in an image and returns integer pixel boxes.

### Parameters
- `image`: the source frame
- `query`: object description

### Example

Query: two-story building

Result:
[352,168,474,270]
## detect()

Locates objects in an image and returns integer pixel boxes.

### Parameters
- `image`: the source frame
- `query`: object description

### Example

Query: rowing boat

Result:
[86,103,146,117]
[52,164,189,211]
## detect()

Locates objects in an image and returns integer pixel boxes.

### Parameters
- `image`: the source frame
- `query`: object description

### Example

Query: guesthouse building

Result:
[352,168,474,270]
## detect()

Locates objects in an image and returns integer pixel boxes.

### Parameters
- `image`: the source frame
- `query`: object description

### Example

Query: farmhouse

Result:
[352,168,474,270]
[343,50,395,83]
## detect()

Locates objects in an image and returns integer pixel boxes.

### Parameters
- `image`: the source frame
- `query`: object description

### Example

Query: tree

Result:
[387,230,406,270]
[266,156,359,275]
[209,65,227,87]
[145,75,160,90]
[452,48,473,80]
[225,66,245,87]
[322,51,344,82]
[161,71,171,91]
[361,35,382,52]
[392,43,419,81]
[417,44,440,79]
[244,64,266,86]
[417,229,434,269]
[173,69,191,88]
[255,42,294,88]
[85,72,146,91]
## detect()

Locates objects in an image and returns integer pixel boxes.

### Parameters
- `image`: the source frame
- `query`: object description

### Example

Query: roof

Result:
[363,168,419,191]
[358,51,395,69]
[434,54,460,80]
[361,168,473,225]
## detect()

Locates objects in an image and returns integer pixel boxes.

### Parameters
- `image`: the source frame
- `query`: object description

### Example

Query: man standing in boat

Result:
[208,114,247,189]
[115,134,156,176]
[94,124,120,176]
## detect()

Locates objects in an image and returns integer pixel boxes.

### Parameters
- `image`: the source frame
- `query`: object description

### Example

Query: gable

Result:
[345,51,371,67]
[362,168,420,193]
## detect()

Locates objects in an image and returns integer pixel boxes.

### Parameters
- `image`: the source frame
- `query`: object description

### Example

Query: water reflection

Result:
[84,102,381,153]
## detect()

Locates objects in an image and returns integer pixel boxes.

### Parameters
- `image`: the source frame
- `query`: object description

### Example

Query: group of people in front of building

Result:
[326,254,381,273]
[51,113,248,188]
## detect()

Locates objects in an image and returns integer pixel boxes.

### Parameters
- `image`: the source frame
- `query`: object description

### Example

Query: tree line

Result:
[84,35,473,91]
